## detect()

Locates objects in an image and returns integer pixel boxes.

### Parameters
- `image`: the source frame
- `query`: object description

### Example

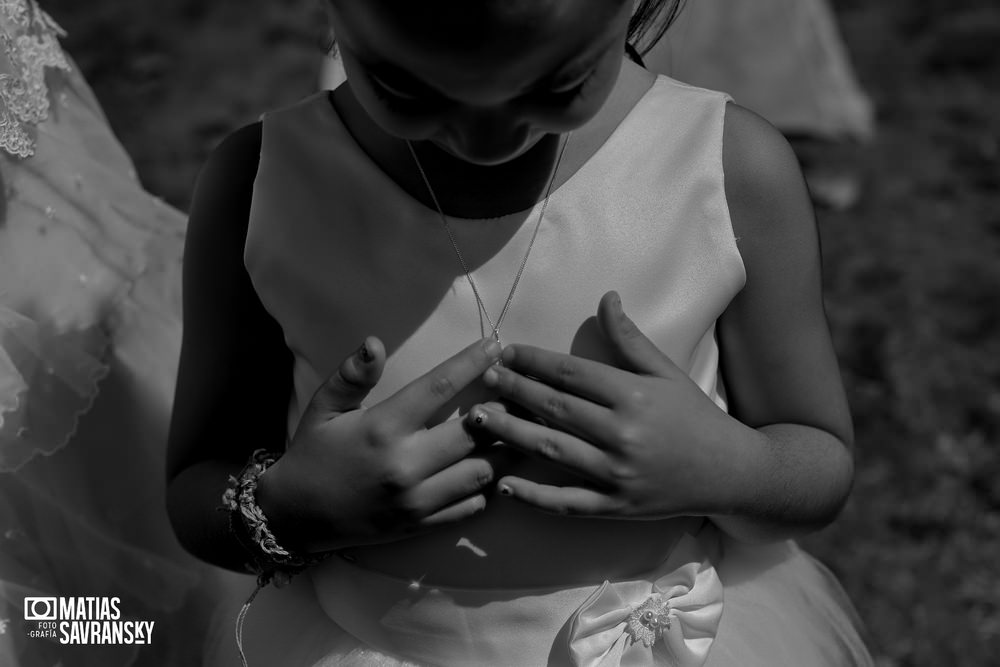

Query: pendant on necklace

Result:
[408,134,571,355]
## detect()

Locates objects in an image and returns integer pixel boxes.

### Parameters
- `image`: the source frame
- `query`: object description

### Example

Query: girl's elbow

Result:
[817,443,856,528]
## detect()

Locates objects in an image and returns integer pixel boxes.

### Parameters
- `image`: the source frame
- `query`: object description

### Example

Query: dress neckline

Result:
[317,77,662,224]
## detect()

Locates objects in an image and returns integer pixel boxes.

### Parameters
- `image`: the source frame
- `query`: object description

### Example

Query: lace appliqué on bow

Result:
[625,596,672,648]
[1,0,70,158]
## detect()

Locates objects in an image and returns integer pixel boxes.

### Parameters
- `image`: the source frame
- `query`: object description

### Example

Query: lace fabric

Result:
[0,4,214,664]
[0,0,180,470]
[0,0,70,158]
[0,305,109,472]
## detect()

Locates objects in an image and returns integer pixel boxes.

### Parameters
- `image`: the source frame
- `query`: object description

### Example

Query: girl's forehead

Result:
[332,0,628,52]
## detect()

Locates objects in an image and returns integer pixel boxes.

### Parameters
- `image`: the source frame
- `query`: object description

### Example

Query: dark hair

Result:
[627,0,687,56]
[320,0,686,58]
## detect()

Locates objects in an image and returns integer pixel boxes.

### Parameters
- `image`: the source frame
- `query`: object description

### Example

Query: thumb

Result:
[597,292,676,377]
[311,336,386,416]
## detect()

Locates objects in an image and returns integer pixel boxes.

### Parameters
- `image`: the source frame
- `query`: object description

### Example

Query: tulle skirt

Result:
[0,49,215,665]
[207,528,873,666]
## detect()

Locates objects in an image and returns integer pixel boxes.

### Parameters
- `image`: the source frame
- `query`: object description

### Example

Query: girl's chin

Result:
[428,135,549,167]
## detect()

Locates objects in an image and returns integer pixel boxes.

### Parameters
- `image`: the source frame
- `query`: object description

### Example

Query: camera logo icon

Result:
[24,597,58,621]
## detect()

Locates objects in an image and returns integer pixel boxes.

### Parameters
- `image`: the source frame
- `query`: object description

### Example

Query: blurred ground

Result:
[42,0,1000,664]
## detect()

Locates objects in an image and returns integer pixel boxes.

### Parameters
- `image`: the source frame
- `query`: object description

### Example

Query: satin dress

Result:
[206,75,873,666]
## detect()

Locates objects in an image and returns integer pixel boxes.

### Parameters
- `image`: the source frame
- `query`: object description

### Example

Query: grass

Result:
[42,0,1000,664]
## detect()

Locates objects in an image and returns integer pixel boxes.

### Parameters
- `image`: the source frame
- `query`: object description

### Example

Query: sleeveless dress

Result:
[0,2,218,664]
[212,76,873,666]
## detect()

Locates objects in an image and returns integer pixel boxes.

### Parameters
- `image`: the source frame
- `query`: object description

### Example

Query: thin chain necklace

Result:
[406,134,570,345]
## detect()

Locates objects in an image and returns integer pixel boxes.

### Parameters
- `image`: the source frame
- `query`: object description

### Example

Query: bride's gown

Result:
[1,2,218,664]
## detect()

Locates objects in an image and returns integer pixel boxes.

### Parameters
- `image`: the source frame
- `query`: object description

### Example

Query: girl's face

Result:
[329,0,632,166]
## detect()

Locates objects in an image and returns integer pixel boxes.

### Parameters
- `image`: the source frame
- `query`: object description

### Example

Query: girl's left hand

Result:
[467,291,754,520]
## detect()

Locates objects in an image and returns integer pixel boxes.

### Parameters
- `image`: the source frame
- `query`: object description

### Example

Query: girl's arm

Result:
[711,102,854,543]
[465,104,853,544]
[165,121,295,571]
[167,123,501,569]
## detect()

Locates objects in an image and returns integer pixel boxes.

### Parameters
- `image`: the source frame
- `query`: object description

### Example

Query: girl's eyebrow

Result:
[368,62,441,97]
[532,29,622,90]
[366,34,617,98]
[538,41,612,90]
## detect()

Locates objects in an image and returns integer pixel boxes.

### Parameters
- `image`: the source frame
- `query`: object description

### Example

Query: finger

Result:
[419,494,488,527]
[375,338,502,430]
[498,344,633,407]
[405,456,496,519]
[468,405,612,484]
[403,417,488,478]
[497,477,615,517]
[481,364,619,442]
[310,336,386,416]
[597,292,677,377]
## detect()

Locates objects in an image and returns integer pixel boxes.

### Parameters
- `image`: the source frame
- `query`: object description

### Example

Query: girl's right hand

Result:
[256,336,503,554]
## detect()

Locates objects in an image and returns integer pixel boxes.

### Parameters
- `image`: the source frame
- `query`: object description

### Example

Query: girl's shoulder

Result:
[721,101,817,255]
[632,72,807,244]
[187,122,263,244]
[199,122,263,192]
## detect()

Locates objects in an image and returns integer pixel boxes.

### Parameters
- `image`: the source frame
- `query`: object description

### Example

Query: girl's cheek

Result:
[352,87,443,140]
[528,65,621,131]
[533,100,603,133]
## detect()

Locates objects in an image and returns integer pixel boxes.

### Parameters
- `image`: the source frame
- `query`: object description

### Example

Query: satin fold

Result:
[567,533,723,667]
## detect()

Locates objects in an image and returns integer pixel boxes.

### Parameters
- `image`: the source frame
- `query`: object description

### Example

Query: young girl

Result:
[169,0,873,664]
[1,1,217,664]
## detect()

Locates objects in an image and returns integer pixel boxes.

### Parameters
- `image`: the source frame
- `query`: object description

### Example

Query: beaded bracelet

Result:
[220,449,329,587]
[222,450,336,666]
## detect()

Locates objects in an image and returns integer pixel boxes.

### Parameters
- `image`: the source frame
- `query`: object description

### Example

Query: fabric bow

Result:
[566,533,723,666]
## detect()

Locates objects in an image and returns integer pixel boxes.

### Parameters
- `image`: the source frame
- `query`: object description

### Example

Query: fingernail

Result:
[484,339,502,359]
[613,292,623,310]
[359,342,373,363]
[471,408,487,426]
[498,483,512,496]
[482,367,500,387]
